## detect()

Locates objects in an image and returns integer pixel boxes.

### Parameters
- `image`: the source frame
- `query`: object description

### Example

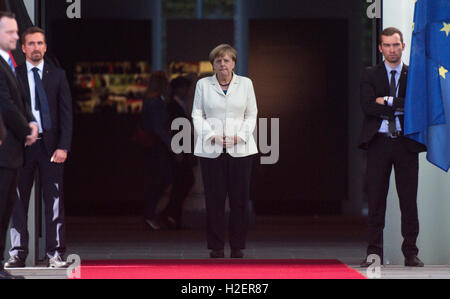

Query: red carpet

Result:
[74,259,366,279]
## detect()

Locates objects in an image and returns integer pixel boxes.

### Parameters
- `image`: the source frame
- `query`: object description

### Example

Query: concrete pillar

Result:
[196,0,203,19]
[234,0,248,76]
[152,0,162,71]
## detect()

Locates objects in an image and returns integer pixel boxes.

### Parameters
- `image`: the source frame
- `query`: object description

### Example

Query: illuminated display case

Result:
[73,61,151,114]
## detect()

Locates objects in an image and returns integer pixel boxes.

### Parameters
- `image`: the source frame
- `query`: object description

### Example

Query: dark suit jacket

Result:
[358,61,426,153]
[167,98,196,167]
[142,96,171,150]
[167,99,188,135]
[0,112,5,142]
[0,58,35,169]
[16,61,73,155]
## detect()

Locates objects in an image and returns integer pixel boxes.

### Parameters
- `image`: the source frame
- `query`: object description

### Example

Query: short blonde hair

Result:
[209,44,237,65]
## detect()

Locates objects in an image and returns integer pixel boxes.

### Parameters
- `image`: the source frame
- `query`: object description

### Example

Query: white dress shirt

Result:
[378,61,403,133]
[26,60,45,133]
[192,73,258,158]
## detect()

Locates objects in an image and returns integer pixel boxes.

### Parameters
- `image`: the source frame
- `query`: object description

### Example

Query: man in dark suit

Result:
[141,72,172,230]
[4,27,72,269]
[160,76,195,229]
[0,12,38,279]
[359,27,426,268]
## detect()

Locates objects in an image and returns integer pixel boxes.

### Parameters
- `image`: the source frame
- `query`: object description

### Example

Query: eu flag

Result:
[404,0,450,172]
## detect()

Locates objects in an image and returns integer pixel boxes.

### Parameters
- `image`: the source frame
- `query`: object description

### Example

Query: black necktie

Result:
[388,70,397,133]
[32,67,52,131]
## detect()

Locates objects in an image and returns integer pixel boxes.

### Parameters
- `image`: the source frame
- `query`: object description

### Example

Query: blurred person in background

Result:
[141,71,172,230]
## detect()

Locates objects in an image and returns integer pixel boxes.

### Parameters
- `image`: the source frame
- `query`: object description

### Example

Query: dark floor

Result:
[64,215,367,262]
[6,215,450,279]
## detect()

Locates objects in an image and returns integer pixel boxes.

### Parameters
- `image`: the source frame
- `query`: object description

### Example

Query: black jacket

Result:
[16,61,73,155]
[0,58,35,168]
[358,61,426,153]
[0,112,5,142]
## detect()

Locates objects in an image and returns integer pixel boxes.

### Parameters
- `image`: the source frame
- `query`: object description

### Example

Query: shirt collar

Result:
[0,49,12,64]
[211,72,238,85]
[384,61,403,76]
[26,60,45,73]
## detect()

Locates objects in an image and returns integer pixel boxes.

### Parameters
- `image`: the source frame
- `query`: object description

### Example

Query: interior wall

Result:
[244,0,363,215]
[249,19,348,215]
[50,19,153,215]
[166,19,234,62]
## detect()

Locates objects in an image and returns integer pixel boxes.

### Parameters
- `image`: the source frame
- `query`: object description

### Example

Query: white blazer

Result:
[192,73,258,158]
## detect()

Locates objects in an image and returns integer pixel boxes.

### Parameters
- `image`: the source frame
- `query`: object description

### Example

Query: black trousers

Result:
[366,134,419,258]
[162,154,195,226]
[144,143,172,220]
[199,153,253,250]
[0,167,18,264]
[9,139,66,259]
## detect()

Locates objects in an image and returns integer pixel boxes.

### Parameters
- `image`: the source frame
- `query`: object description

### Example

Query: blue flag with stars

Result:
[404,0,450,172]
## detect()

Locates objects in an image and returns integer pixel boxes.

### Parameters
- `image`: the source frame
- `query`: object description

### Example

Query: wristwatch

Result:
[384,96,388,106]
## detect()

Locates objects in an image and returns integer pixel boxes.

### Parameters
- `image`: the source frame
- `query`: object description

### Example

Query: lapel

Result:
[377,61,408,97]
[210,73,240,97]
[210,74,226,97]
[17,64,31,101]
[376,61,390,96]
[172,97,187,117]
[42,62,51,92]
[0,59,30,113]
[224,73,239,97]
[398,64,408,97]
[0,57,20,90]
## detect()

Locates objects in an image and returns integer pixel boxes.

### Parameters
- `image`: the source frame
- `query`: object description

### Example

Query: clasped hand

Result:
[213,135,241,147]
[25,123,38,146]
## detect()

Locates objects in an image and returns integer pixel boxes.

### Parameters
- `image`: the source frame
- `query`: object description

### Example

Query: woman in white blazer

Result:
[192,44,258,258]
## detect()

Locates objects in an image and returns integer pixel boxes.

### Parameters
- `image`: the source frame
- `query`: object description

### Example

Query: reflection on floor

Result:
[65,215,367,263]
[6,216,450,279]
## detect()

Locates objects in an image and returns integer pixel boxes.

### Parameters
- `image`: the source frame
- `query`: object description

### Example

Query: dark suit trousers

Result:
[144,143,172,220]
[199,153,253,250]
[9,139,66,259]
[0,168,18,264]
[366,134,419,258]
[162,155,195,225]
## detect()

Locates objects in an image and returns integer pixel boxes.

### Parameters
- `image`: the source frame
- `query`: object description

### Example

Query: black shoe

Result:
[0,270,25,280]
[4,256,26,268]
[48,256,71,269]
[144,218,161,231]
[360,255,382,268]
[405,256,424,267]
[210,249,225,258]
[231,249,244,258]
[360,260,373,268]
